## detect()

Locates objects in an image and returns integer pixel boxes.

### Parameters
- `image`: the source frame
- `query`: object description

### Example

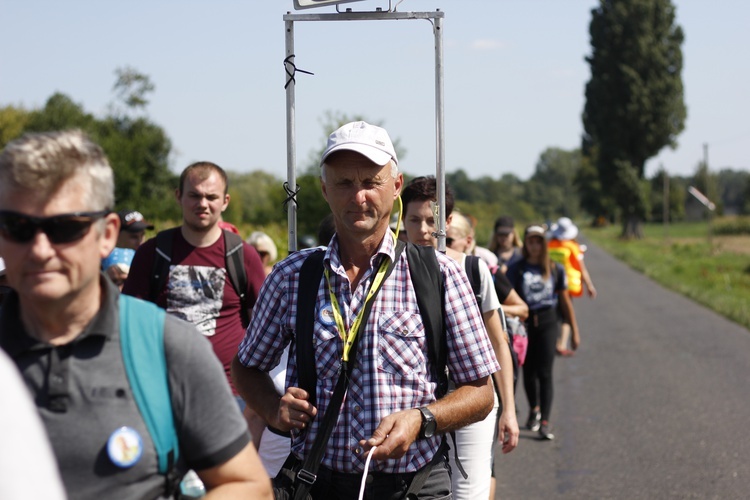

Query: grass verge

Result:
[585,222,750,331]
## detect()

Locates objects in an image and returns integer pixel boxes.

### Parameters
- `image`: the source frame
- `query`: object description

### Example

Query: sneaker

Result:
[539,421,555,440]
[526,410,541,432]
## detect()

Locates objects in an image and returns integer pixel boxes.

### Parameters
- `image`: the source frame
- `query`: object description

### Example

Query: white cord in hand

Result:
[358,446,377,500]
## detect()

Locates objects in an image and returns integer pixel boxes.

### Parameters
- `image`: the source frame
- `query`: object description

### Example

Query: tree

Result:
[113,66,156,112]
[25,93,95,133]
[716,168,750,215]
[1,69,178,220]
[583,0,686,237]
[526,147,583,221]
[574,147,616,225]
[648,168,685,222]
[0,104,30,148]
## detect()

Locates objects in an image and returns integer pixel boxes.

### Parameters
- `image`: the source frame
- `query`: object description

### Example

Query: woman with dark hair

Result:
[506,225,579,440]
[488,216,523,273]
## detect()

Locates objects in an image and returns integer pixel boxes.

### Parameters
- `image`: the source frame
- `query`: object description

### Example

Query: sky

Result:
[1,0,748,183]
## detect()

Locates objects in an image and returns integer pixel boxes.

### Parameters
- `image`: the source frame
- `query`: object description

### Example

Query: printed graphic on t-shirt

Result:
[166,265,225,336]
[522,270,555,310]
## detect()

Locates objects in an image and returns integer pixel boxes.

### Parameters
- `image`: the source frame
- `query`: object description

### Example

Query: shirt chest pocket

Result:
[313,325,341,380]
[378,311,426,375]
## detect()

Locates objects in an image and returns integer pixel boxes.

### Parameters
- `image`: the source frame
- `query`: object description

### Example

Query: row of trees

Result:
[3,1,747,243]
[0,68,180,221]
[1,86,747,247]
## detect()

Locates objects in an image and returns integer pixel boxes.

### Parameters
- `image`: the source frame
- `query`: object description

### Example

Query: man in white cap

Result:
[233,121,497,498]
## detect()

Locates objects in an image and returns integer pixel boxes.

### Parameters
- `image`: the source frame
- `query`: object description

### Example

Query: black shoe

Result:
[539,420,555,440]
[526,410,541,432]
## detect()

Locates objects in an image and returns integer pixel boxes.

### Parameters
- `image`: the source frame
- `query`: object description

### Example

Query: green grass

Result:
[585,222,750,331]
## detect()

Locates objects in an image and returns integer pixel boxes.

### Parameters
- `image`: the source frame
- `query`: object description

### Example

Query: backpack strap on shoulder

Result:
[405,243,447,398]
[465,254,483,311]
[119,295,179,484]
[296,249,326,410]
[149,228,178,303]
[223,230,249,328]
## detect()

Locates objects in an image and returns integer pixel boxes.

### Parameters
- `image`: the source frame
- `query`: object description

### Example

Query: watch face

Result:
[420,407,437,439]
[423,419,437,438]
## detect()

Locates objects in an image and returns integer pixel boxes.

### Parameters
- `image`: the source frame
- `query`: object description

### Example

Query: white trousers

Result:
[448,389,499,500]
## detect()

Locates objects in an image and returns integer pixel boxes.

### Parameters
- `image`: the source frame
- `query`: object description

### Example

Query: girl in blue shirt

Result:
[506,225,580,440]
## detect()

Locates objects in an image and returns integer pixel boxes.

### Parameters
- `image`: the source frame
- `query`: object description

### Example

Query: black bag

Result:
[272,457,311,500]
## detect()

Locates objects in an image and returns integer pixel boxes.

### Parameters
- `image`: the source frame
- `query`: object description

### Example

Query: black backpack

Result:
[148,228,250,328]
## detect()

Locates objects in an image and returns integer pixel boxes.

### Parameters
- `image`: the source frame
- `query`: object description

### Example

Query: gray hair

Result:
[0,129,115,211]
[320,159,398,183]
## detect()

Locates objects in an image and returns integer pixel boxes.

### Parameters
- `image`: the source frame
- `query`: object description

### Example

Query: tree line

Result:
[3,0,749,244]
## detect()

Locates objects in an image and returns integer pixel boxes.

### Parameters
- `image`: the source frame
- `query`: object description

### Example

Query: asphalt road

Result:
[494,238,750,499]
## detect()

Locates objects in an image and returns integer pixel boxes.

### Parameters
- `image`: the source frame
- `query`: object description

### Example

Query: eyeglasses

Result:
[445,237,455,246]
[0,210,111,244]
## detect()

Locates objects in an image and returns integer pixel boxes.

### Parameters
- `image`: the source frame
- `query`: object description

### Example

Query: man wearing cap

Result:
[117,209,154,250]
[232,121,497,498]
[0,130,272,499]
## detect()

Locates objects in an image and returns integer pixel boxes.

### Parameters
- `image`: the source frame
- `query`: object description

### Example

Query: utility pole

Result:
[704,143,713,249]
[661,165,669,241]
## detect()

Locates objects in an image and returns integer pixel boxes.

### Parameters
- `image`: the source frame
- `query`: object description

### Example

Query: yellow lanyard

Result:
[324,236,394,363]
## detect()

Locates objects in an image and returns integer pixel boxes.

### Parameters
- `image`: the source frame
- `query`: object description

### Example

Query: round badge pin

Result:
[107,426,143,468]
[319,303,335,326]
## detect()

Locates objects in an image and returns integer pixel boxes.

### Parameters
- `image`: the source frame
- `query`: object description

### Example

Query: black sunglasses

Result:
[445,237,455,246]
[0,210,111,244]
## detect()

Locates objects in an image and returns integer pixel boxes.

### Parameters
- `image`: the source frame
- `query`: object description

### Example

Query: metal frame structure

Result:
[283,7,447,252]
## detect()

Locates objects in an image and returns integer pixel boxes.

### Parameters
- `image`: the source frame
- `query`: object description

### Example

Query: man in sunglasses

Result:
[0,130,272,499]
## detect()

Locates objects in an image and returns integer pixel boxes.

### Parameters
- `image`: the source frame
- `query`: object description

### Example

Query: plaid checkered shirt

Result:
[237,233,499,474]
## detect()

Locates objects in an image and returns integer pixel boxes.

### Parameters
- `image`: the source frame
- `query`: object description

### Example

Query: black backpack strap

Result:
[405,245,467,481]
[296,249,326,410]
[149,228,178,303]
[223,230,250,328]
[465,255,483,311]
[406,244,447,398]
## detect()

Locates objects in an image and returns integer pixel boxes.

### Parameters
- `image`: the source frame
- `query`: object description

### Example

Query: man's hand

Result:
[497,409,519,454]
[272,387,317,432]
[359,408,422,461]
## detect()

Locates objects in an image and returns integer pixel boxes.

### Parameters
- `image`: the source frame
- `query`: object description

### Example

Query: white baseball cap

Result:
[320,121,398,167]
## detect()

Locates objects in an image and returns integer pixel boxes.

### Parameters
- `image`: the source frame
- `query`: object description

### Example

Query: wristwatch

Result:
[418,407,437,439]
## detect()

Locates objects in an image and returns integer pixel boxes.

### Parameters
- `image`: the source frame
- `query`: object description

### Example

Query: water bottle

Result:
[179,469,206,499]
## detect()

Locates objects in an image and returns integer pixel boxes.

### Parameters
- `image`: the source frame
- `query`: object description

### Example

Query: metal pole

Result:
[704,143,712,249]
[663,168,669,241]
[284,18,298,252]
[434,13,446,253]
